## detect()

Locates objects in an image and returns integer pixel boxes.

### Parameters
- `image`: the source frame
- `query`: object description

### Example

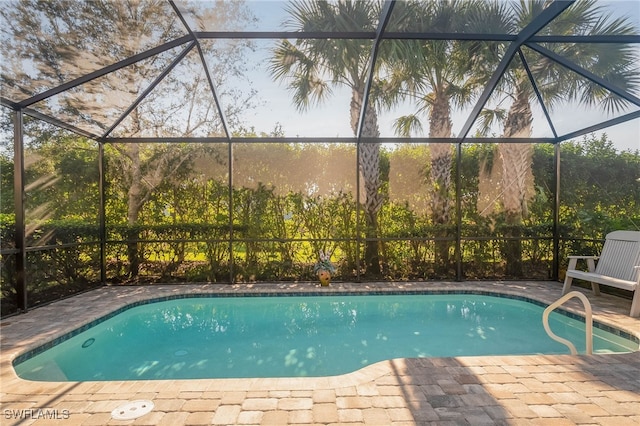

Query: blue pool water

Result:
[14,294,638,381]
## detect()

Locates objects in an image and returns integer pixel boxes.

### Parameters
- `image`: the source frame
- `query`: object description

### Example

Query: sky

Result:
[231,0,640,152]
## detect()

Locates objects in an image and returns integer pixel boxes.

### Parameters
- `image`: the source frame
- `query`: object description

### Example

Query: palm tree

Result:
[476,0,639,276]
[269,0,385,275]
[387,0,482,273]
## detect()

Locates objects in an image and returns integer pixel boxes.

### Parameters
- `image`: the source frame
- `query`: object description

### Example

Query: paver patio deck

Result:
[1,281,639,425]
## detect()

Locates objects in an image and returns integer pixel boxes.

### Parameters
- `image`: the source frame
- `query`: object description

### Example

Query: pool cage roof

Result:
[1,0,639,145]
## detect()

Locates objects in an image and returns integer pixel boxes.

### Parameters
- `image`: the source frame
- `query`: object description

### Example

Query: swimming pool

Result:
[14,293,638,381]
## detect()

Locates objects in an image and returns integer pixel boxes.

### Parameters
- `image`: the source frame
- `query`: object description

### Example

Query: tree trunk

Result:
[504,211,523,277]
[428,92,453,275]
[499,87,533,277]
[351,89,383,276]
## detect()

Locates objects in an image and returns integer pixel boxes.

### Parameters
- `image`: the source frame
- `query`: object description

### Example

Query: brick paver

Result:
[312,403,339,423]
[211,404,241,425]
[278,397,313,410]
[1,281,638,425]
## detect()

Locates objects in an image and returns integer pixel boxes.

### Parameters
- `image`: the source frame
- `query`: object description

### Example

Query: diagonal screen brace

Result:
[457,0,575,140]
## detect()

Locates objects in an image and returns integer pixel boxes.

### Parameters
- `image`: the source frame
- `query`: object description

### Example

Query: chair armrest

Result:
[566,256,598,273]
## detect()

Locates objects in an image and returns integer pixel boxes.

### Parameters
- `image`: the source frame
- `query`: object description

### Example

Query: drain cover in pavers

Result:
[111,400,154,420]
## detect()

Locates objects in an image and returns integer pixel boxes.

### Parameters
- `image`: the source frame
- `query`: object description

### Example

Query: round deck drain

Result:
[111,400,154,420]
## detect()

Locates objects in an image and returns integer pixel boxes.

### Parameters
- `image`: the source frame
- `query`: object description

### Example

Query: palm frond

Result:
[465,0,514,34]
[523,0,639,115]
[393,114,423,137]
[269,0,380,112]
[477,108,507,137]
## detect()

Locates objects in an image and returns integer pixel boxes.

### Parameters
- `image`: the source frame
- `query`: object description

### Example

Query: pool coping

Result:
[1,280,639,425]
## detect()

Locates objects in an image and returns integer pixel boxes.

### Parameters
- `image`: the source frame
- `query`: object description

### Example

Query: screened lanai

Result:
[1,0,639,317]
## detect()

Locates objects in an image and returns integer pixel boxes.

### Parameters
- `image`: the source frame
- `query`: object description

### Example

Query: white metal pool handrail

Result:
[542,291,593,355]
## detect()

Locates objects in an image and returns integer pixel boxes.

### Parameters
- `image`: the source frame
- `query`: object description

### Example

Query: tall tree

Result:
[2,0,256,277]
[474,0,639,276]
[269,0,385,275]
[388,0,484,272]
